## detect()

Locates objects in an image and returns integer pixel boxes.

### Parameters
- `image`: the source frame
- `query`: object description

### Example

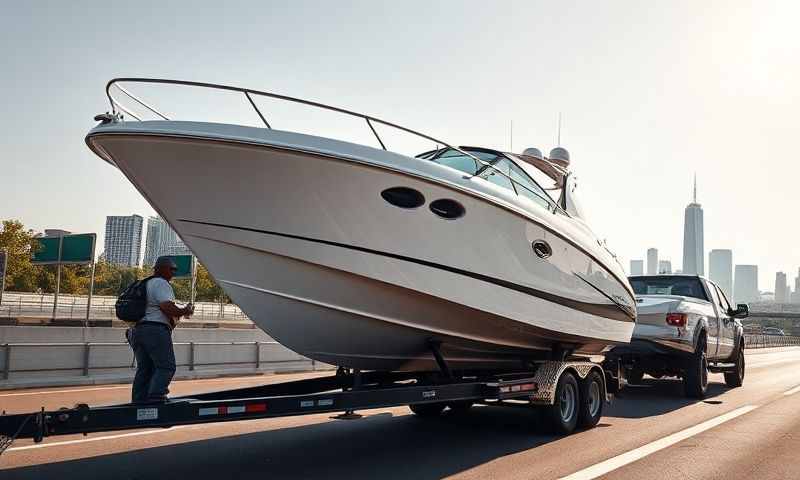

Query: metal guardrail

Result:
[0,341,317,381]
[0,292,251,323]
[744,335,800,349]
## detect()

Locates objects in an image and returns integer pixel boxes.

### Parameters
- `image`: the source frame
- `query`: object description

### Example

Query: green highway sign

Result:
[31,233,96,265]
[166,254,194,278]
[31,236,61,264]
[61,234,95,263]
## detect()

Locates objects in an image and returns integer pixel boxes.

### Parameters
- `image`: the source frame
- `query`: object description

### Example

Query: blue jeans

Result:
[131,322,176,403]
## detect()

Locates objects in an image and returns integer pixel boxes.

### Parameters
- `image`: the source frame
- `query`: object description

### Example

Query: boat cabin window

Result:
[433,149,481,175]
[629,276,709,301]
[419,147,556,211]
[478,157,516,191]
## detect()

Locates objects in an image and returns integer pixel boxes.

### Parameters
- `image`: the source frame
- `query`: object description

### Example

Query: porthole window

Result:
[381,187,425,209]
[429,199,465,219]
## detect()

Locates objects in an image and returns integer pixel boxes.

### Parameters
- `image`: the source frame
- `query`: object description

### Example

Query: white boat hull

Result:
[87,121,635,371]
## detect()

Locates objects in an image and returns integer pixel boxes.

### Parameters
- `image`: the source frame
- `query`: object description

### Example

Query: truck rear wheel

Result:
[542,371,579,435]
[684,337,708,399]
[577,370,604,429]
[724,344,745,388]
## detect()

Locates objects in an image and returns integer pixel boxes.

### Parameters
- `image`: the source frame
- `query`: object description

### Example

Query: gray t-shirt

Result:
[142,277,175,325]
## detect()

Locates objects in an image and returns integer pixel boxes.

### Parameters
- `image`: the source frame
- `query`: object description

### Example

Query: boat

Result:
[86,78,636,372]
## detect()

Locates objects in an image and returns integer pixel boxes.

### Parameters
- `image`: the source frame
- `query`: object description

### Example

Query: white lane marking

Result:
[784,385,800,396]
[6,425,192,452]
[0,386,128,397]
[559,405,758,480]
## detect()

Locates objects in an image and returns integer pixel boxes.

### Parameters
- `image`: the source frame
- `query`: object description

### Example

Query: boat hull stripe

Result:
[177,218,635,323]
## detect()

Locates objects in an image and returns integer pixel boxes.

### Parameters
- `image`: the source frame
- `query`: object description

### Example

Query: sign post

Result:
[0,249,7,308]
[52,236,64,320]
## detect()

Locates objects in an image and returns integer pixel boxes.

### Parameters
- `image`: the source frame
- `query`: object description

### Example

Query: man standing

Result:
[131,256,194,403]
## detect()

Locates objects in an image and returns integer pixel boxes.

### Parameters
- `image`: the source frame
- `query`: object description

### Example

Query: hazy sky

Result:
[2,1,798,289]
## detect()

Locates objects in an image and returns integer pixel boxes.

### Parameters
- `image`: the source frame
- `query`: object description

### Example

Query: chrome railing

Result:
[104,78,560,212]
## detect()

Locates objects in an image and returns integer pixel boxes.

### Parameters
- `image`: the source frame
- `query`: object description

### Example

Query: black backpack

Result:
[115,276,155,322]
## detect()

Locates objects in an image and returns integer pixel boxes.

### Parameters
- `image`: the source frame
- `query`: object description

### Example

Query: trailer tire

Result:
[577,370,604,429]
[409,402,446,418]
[724,343,745,388]
[542,371,579,435]
[684,336,708,399]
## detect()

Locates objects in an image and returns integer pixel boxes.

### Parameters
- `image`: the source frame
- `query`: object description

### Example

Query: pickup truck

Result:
[609,274,749,398]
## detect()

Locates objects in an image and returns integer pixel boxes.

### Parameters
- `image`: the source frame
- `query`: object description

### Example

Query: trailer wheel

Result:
[542,371,579,435]
[684,336,708,399]
[409,402,446,418]
[724,343,745,388]
[577,370,604,429]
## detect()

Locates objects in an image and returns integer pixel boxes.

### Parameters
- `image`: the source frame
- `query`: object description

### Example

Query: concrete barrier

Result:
[0,326,331,389]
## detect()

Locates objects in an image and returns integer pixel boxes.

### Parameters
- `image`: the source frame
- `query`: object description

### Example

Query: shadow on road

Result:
[2,406,571,480]
[607,378,728,418]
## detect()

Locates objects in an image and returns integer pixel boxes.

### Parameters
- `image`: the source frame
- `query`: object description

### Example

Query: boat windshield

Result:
[417,148,556,211]
[629,276,709,301]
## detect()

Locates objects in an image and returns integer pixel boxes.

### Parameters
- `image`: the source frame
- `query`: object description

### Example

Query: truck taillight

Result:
[666,313,687,327]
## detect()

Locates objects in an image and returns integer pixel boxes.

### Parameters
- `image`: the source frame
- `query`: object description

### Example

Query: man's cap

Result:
[154,256,178,269]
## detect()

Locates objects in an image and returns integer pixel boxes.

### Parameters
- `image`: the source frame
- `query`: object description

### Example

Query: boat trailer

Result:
[0,359,624,456]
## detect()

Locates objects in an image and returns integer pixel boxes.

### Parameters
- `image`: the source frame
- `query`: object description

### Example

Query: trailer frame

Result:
[0,358,623,456]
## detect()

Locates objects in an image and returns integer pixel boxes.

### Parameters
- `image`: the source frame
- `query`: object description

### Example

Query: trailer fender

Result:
[528,361,607,405]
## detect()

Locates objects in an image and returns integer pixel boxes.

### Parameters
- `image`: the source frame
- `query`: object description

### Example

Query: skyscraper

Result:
[143,216,191,266]
[734,265,759,304]
[630,259,644,276]
[658,260,672,274]
[794,270,800,304]
[104,215,143,267]
[709,249,733,299]
[775,272,788,303]
[647,248,659,276]
[682,176,704,275]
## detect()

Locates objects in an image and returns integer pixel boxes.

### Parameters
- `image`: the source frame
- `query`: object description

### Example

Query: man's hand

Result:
[183,303,195,317]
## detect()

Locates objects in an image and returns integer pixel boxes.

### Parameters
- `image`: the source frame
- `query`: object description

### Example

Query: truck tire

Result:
[684,336,708,399]
[577,370,604,429]
[724,343,745,388]
[542,371,579,435]
[409,402,446,418]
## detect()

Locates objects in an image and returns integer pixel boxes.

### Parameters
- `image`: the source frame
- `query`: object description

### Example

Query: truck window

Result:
[715,285,732,312]
[628,276,709,301]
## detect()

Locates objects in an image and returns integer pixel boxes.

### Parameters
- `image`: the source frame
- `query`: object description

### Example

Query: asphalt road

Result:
[2,348,800,479]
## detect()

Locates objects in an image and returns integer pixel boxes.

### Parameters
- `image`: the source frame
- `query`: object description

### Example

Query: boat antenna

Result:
[510,120,513,152]
[557,112,562,147]
[693,173,697,203]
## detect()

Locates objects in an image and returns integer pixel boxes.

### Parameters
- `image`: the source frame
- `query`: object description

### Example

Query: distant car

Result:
[608,275,749,398]
[763,327,786,336]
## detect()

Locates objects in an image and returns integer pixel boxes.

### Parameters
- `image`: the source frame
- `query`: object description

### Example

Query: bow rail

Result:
[104,78,558,212]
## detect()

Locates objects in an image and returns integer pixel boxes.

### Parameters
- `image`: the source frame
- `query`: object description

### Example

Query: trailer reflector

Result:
[228,406,247,414]
[246,403,267,413]
[198,407,219,416]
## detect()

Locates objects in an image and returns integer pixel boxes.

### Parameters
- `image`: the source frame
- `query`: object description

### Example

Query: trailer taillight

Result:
[666,313,687,327]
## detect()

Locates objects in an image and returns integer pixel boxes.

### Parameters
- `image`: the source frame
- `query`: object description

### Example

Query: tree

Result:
[0,220,39,291]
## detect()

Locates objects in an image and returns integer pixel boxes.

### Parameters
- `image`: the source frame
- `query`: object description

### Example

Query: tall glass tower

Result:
[682,176,704,275]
